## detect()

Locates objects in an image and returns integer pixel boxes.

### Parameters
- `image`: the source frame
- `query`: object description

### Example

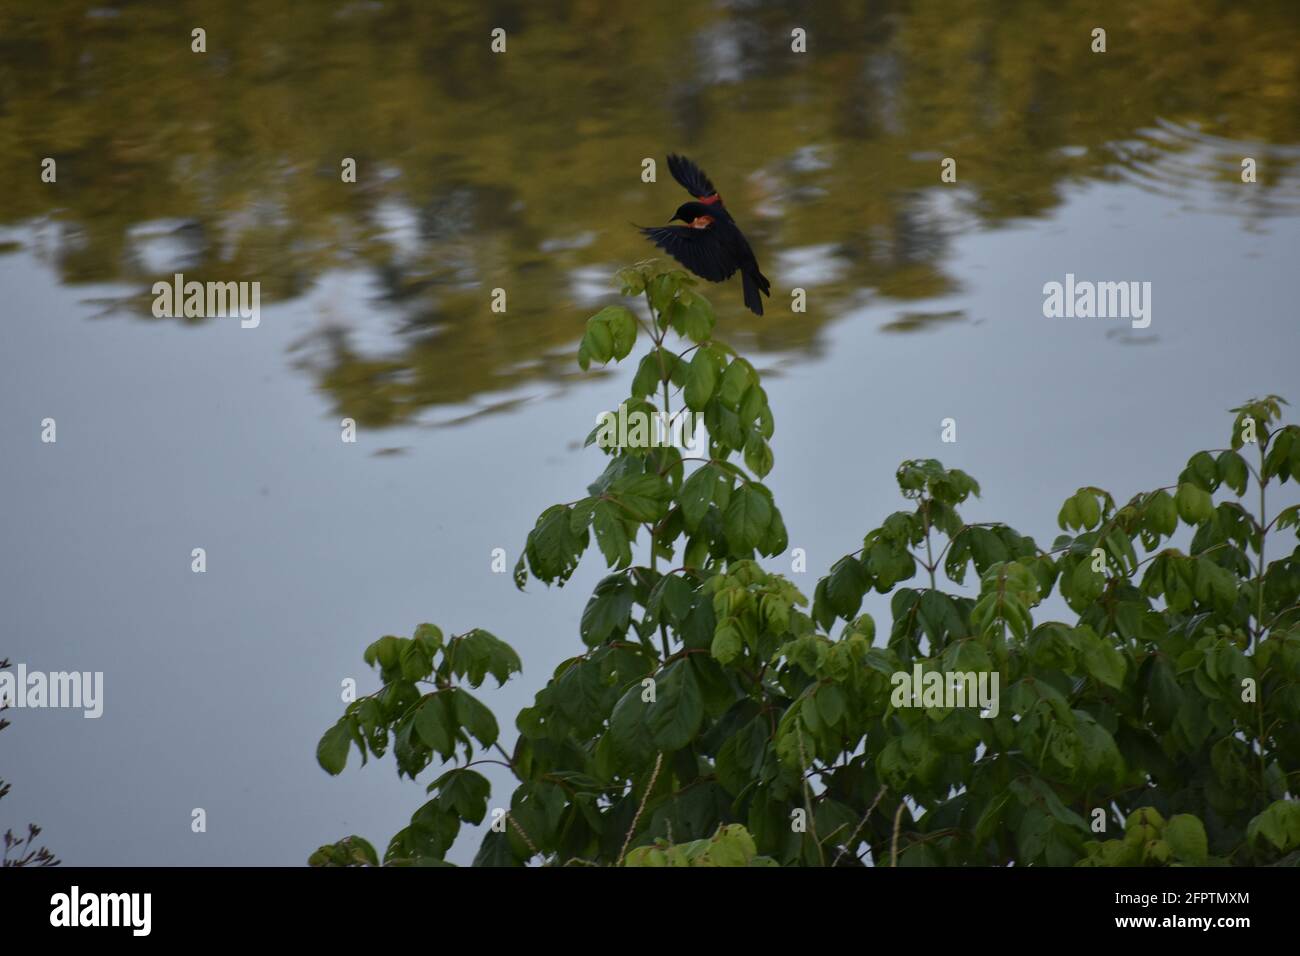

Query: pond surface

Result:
[1,0,1298,864]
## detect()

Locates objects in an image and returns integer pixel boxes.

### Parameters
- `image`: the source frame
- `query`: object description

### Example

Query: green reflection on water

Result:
[1,0,1298,426]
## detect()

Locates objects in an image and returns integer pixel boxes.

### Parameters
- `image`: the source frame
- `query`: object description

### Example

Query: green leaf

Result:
[816,684,845,728]
[454,629,522,687]
[684,349,719,411]
[1273,503,1300,533]
[673,292,716,342]
[1247,800,1300,852]
[453,689,500,749]
[617,266,647,296]
[1145,490,1177,536]
[1216,450,1249,496]
[1195,556,1237,611]
[601,306,639,360]
[678,465,718,531]
[316,718,353,775]
[580,575,634,646]
[414,694,453,756]
[761,506,788,557]
[825,557,869,619]
[1058,495,1081,531]
[973,792,1012,846]
[1073,712,1123,784]
[1164,814,1208,863]
[631,351,664,398]
[711,620,742,665]
[408,802,460,858]
[608,473,671,523]
[525,504,587,585]
[1145,656,1182,725]
[1072,558,1104,603]
[608,683,657,767]
[1184,451,1219,491]
[581,316,614,367]
[591,500,633,569]
[743,432,774,478]
[473,829,521,867]
[717,360,754,410]
[364,635,401,672]
[645,661,704,751]
[654,573,695,623]
[1175,482,1213,524]
[648,272,685,315]
[430,768,491,825]
[1075,490,1101,530]
[399,638,433,681]
[724,484,772,552]
[323,835,379,866]
[414,623,444,653]
[1082,638,1127,690]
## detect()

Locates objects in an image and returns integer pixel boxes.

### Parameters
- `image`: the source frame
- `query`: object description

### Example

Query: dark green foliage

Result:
[312,266,1300,867]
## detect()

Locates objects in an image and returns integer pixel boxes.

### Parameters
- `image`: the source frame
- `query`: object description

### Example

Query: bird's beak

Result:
[669,214,682,222]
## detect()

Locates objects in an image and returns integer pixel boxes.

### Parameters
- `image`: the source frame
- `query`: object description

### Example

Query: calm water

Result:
[2,0,1299,864]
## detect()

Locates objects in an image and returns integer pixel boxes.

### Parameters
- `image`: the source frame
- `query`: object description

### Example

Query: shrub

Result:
[313,263,1300,867]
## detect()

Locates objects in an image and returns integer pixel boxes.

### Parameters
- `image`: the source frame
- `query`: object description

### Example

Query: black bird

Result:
[639,154,771,316]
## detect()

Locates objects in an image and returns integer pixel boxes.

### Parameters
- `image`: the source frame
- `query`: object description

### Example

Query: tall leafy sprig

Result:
[313,265,1300,867]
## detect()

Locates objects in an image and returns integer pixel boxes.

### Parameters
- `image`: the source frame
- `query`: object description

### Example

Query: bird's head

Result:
[671,201,711,223]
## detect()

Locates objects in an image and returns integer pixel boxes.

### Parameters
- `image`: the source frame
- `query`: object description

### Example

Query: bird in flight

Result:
[639,154,771,316]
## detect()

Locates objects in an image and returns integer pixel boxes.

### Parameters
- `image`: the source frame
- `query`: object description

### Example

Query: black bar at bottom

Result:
[4,865,1281,940]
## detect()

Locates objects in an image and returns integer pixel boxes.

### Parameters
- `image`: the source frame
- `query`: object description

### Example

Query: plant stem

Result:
[924,499,937,589]
[649,289,678,662]
[1256,434,1268,649]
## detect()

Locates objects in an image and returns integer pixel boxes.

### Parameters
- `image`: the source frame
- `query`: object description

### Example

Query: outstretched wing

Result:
[640,226,736,282]
[667,154,719,201]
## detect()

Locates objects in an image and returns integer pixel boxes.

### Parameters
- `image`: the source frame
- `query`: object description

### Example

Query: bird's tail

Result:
[743,269,770,316]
